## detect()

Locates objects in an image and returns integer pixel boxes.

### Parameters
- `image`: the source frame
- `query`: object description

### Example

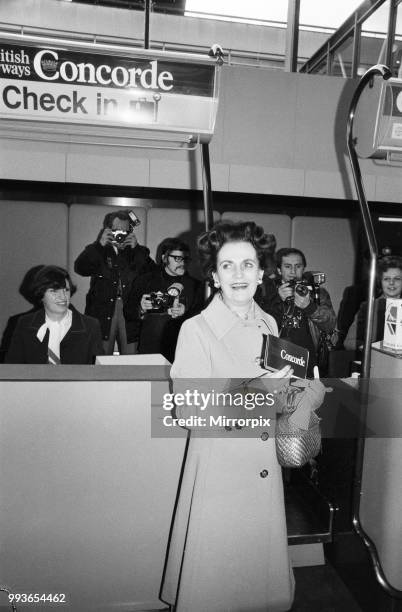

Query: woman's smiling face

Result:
[381,267,402,299]
[212,240,263,310]
[42,281,71,319]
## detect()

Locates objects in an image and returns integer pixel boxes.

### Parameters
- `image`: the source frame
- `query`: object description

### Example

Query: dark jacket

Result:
[257,275,336,345]
[124,268,204,362]
[74,241,155,342]
[5,306,104,364]
[356,296,387,346]
[256,274,336,376]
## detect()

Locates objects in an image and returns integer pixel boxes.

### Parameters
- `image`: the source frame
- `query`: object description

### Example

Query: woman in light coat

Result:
[161,221,329,612]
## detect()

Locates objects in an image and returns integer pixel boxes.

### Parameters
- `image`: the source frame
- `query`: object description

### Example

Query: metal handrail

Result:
[346,64,391,379]
[347,63,402,599]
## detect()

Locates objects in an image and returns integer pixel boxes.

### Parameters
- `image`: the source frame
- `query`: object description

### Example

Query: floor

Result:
[155,560,363,612]
[292,563,362,611]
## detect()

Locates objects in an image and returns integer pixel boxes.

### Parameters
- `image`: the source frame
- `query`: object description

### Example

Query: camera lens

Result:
[295,283,309,297]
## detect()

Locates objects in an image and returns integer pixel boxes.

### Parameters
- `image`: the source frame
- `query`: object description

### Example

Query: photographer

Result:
[266,248,336,376]
[124,238,204,363]
[74,210,155,355]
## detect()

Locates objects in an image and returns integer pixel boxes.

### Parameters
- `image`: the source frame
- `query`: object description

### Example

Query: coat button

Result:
[224,426,232,432]
[110,298,114,301]
[107,317,111,320]
[260,469,269,478]
[260,432,269,441]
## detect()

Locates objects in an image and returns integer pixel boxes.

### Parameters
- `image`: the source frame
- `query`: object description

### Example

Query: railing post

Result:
[284,0,300,72]
[144,0,151,49]
[201,143,213,231]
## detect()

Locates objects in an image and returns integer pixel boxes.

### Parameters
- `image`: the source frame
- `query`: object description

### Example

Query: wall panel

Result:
[66,149,150,187]
[0,201,68,351]
[0,139,66,182]
[291,216,357,314]
[0,379,185,611]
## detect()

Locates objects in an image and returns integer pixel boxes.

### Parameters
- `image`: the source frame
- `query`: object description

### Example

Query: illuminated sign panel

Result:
[374,79,402,155]
[0,42,219,142]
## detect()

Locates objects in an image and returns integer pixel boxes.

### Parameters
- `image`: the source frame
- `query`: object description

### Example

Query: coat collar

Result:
[202,294,273,340]
[28,306,86,333]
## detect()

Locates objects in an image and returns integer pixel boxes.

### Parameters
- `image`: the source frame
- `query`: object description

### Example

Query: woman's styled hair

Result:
[378,255,402,277]
[30,266,77,304]
[197,220,275,282]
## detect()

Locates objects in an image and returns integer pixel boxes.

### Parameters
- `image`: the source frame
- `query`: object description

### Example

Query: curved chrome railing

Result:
[347,63,402,599]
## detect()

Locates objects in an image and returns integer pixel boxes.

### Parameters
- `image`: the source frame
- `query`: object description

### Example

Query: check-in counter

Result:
[0,364,186,612]
[358,342,402,592]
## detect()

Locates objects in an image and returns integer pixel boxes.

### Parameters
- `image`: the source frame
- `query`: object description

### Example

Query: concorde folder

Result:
[261,334,309,379]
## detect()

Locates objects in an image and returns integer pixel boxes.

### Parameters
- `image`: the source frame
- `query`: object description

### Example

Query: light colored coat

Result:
[161,295,295,612]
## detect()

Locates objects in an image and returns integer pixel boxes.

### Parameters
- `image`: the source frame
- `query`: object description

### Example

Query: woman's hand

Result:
[291,378,332,412]
[262,365,293,379]
[288,373,333,429]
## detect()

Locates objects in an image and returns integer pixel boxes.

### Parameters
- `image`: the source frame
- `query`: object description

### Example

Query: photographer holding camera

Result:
[74,210,155,355]
[267,248,336,377]
[124,238,204,362]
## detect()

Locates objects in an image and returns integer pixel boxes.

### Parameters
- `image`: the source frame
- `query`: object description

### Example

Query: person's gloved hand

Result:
[288,378,333,429]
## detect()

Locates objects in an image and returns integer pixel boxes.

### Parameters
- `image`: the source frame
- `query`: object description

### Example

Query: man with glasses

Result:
[125,238,203,362]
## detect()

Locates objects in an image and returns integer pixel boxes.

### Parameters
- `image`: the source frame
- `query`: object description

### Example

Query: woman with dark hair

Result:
[357,255,402,345]
[161,221,329,612]
[5,265,103,364]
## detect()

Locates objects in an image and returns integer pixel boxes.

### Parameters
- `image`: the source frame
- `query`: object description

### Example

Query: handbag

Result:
[275,386,321,468]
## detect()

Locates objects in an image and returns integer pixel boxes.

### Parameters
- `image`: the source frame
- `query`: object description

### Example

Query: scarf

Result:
[36,310,73,364]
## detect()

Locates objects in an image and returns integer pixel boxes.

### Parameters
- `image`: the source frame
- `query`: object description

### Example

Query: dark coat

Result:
[74,241,155,342]
[356,296,387,346]
[124,268,204,362]
[5,306,104,364]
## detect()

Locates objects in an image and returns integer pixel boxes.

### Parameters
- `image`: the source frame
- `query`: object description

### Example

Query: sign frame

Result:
[0,34,221,148]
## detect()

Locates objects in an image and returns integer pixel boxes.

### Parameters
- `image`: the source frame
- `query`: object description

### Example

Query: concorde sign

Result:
[0,40,219,142]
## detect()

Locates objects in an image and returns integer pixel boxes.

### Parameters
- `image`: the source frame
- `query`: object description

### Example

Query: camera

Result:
[286,273,326,304]
[111,229,129,244]
[287,278,310,298]
[281,271,326,331]
[149,291,175,311]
